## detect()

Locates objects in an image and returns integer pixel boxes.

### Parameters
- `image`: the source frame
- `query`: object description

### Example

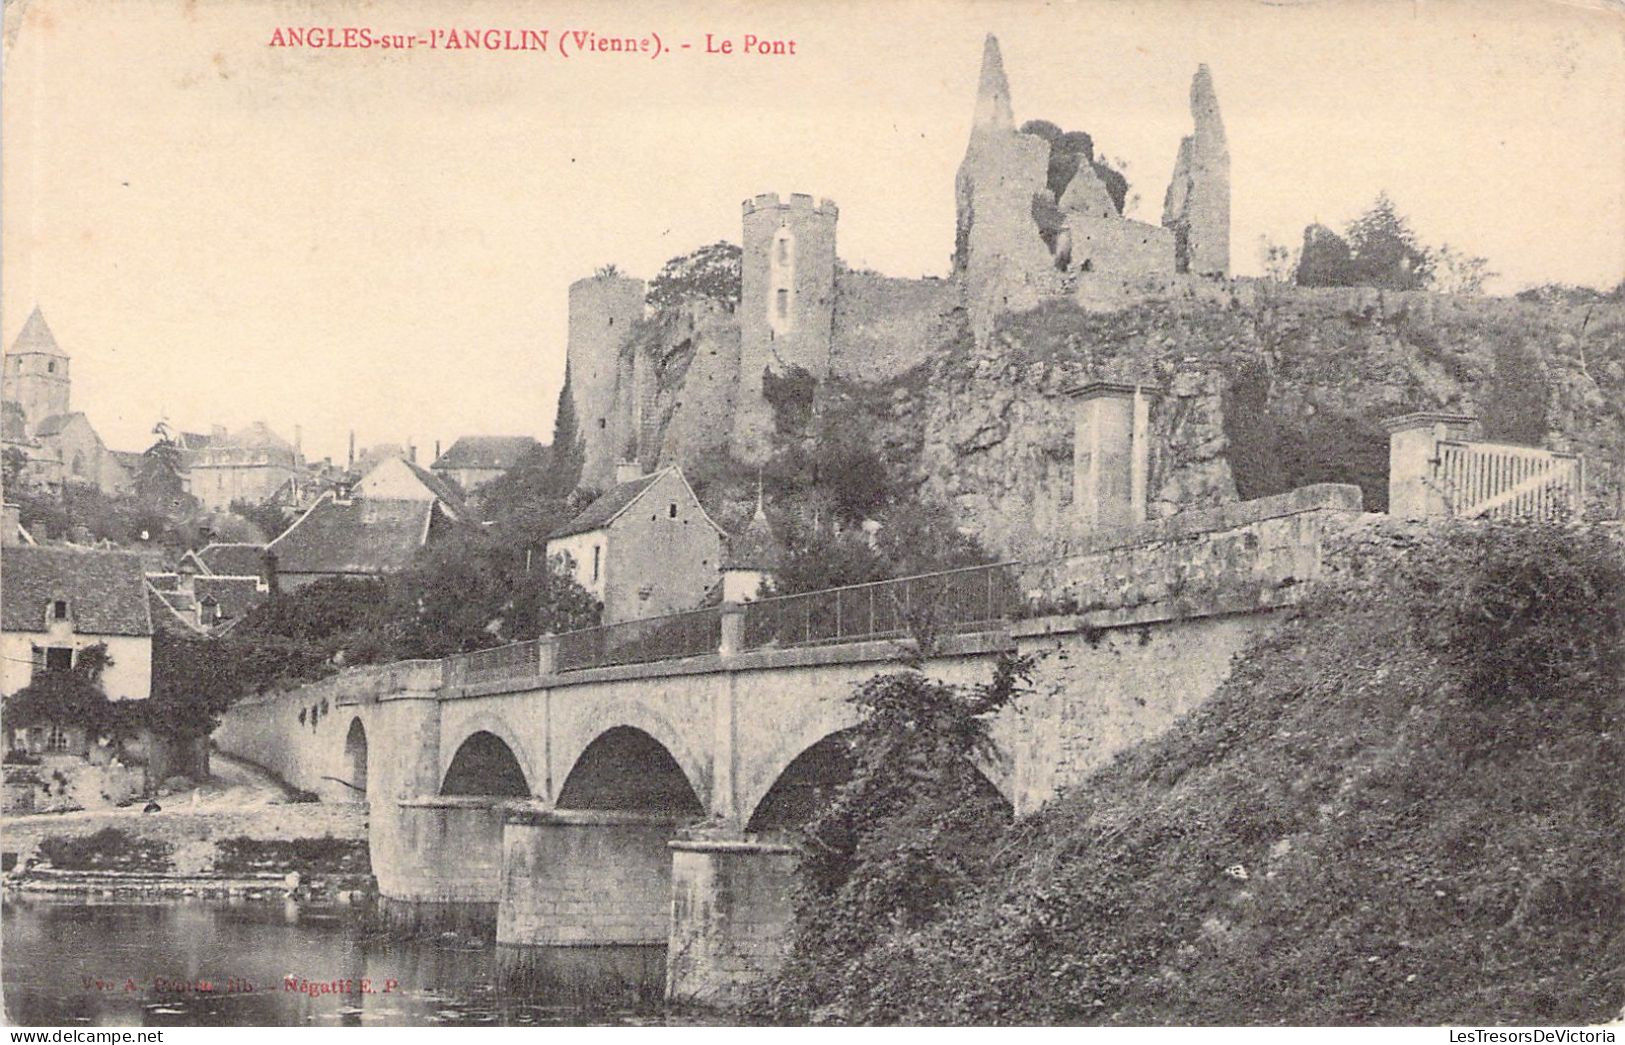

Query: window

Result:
[52,600,69,621]
[45,647,73,673]
[47,361,56,374]
[776,288,789,318]
[776,238,790,265]
[598,418,607,430]
[591,545,601,583]
[668,503,678,519]
[45,726,69,753]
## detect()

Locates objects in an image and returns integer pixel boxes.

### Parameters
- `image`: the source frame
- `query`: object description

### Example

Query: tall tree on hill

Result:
[1344,191,1430,290]
[545,362,585,498]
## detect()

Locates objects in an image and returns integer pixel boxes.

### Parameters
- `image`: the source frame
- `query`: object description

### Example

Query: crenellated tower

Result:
[567,273,646,493]
[730,192,838,464]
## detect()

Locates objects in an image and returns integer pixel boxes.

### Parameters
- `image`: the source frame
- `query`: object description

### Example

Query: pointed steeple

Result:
[11,306,64,357]
[971,34,1014,133]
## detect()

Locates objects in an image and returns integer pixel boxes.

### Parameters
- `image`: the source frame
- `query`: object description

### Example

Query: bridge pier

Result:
[378,796,510,936]
[666,838,799,1005]
[498,807,688,947]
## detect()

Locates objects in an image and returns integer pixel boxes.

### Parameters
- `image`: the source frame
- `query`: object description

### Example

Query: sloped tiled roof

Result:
[33,412,89,438]
[195,575,267,619]
[147,586,204,635]
[268,493,434,577]
[548,472,664,539]
[10,307,64,356]
[432,435,541,472]
[146,572,181,592]
[196,542,268,577]
[399,458,472,520]
[1,545,153,636]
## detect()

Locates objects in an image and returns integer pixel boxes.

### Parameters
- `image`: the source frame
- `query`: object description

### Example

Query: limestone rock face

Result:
[1162,65,1231,279]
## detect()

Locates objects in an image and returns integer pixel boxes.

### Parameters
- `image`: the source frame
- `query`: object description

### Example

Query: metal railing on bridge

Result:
[740,561,1020,652]
[554,606,723,672]
[446,639,543,687]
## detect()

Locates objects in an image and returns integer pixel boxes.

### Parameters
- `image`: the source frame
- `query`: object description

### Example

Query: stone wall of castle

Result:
[829,272,963,384]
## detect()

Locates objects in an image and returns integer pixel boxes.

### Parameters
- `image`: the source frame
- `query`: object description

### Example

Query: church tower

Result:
[4,307,70,434]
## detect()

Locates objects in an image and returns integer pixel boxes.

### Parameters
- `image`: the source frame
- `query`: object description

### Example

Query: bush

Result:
[37,828,172,872]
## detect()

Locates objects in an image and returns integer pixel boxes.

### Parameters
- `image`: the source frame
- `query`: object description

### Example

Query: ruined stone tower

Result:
[1162,64,1230,279]
[730,192,839,465]
[567,273,646,492]
[4,307,71,435]
[953,35,1063,343]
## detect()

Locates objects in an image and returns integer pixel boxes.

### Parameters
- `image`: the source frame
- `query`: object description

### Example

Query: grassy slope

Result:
[797,526,1623,1025]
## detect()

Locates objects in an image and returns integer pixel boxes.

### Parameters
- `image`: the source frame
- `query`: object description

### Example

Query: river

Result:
[2,895,695,1026]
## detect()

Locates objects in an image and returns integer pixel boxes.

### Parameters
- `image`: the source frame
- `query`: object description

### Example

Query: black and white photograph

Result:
[0,0,1621,1032]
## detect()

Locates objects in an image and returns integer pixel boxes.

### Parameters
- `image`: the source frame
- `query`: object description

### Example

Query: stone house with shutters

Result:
[0,538,153,756]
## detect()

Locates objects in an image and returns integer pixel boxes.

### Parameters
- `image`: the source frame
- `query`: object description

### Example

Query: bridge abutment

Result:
[666,838,799,1005]
[498,807,689,947]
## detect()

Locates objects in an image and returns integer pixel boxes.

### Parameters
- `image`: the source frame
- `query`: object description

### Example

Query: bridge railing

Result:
[740,561,1021,652]
[446,639,544,687]
[1435,439,1583,521]
[554,606,723,673]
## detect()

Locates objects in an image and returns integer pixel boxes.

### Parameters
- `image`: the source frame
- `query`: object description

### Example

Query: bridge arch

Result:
[550,697,709,810]
[556,725,704,816]
[440,729,531,797]
[341,717,368,801]
[438,712,536,797]
[744,726,1017,836]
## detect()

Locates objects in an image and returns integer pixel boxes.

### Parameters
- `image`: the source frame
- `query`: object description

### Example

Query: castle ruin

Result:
[567,34,1230,486]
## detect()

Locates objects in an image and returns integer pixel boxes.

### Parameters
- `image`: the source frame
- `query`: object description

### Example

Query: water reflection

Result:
[2,896,686,1026]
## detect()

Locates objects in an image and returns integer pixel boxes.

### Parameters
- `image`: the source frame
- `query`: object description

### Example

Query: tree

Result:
[135,435,194,517]
[1258,235,1299,283]
[3,644,118,740]
[765,653,1031,1019]
[2,447,28,492]
[229,499,290,543]
[1344,192,1430,290]
[646,241,743,312]
[544,363,585,497]
[1429,243,1497,294]
[1295,222,1355,287]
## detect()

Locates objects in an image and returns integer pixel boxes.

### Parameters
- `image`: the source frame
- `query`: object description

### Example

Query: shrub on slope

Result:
[760,521,1623,1025]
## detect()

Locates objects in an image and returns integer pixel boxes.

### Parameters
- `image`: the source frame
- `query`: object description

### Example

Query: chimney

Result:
[293,424,304,463]
[348,430,356,470]
[1069,382,1162,532]
[615,460,644,485]
[408,442,417,464]
[1,503,19,546]
[434,439,441,463]
[260,549,279,594]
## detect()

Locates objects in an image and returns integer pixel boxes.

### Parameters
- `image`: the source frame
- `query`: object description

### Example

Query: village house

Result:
[181,420,303,510]
[546,464,726,624]
[266,456,471,591]
[430,435,541,494]
[1,505,154,756]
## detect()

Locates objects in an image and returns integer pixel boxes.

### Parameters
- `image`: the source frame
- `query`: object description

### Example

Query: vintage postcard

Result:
[1,0,1622,1033]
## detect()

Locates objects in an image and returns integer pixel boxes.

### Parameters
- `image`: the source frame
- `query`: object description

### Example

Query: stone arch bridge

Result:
[213,485,1363,1003]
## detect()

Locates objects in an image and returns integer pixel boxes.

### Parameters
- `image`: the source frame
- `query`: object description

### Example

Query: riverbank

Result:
[2,787,370,902]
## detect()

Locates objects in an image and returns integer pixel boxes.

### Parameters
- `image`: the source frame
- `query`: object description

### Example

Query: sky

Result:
[3,0,1621,464]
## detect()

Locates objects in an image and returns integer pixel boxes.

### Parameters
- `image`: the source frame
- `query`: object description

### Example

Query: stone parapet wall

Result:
[1019,483,1367,627]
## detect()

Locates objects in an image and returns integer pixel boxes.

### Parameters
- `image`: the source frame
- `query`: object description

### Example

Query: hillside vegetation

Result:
[755,521,1624,1024]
